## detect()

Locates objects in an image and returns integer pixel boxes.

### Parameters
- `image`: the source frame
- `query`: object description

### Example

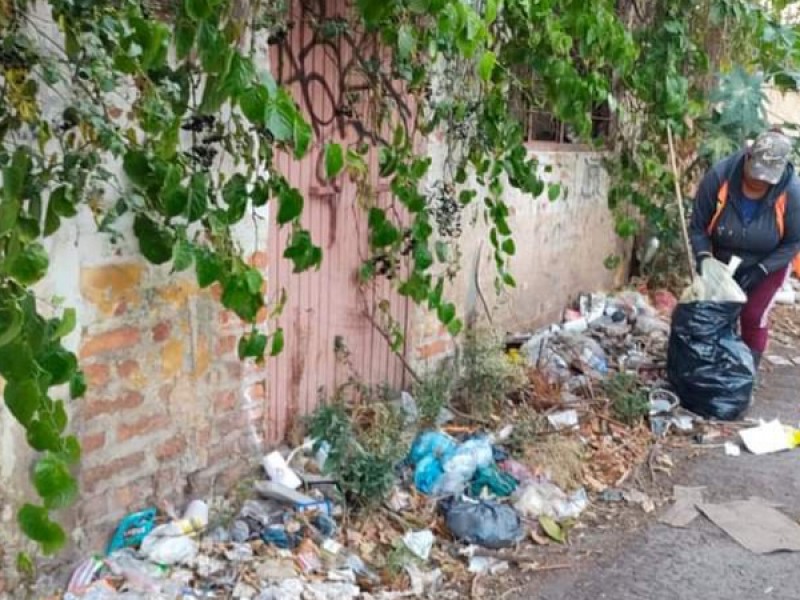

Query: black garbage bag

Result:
[667,301,755,420]
[443,498,523,548]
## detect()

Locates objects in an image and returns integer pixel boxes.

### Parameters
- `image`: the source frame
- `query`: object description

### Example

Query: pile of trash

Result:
[518,288,672,391]
[62,286,693,600]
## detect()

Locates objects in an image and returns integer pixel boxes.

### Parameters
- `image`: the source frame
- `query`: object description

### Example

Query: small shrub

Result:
[605,373,649,425]
[306,389,407,509]
[455,329,528,417]
[412,364,456,426]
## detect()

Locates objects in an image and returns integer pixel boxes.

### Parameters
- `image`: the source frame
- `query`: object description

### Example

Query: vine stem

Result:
[666,123,695,281]
[360,295,421,384]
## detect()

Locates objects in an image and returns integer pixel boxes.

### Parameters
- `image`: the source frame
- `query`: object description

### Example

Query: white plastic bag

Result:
[513,481,589,522]
[681,257,746,304]
[139,527,198,565]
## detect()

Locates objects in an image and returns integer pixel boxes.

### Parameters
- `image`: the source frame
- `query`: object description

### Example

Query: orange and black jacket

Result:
[690,150,800,274]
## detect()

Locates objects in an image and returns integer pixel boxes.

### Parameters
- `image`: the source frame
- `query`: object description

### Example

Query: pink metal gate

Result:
[265,0,413,442]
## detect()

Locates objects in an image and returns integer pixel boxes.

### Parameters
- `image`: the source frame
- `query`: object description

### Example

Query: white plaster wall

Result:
[424,140,629,340]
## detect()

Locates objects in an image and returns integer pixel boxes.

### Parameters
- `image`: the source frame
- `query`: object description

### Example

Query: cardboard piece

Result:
[697,498,800,554]
[658,486,705,528]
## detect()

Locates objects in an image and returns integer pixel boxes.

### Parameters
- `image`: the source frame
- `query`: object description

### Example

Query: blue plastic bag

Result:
[408,431,457,464]
[414,454,444,495]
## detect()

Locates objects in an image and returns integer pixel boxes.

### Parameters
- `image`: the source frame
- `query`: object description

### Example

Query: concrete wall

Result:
[766,87,800,128]
[410,143,629,367]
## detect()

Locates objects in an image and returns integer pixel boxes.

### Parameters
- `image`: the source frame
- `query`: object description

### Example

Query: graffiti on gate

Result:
[272,0,413,187]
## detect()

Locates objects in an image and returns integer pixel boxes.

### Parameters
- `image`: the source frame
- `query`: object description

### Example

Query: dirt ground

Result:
[480,339,800,599]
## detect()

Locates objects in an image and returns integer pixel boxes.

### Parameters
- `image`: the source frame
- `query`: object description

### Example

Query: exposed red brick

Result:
[81,431,106,454]
[158,383,174,403]
[117,359,139,379]
[83,363,110,387]
[215,411,248,437]
[153,466,181,498]
[225,361,243,379]
[217,462,248,489]
[80,327,140,358]
[214,390,237,413]
[196,427,211,446]
[117,414,170,442]
[82,452,145,492]
[77,493,109,523]
[152,322,171,342]
[249,251,268,270]
[113,476,154,511]
[208,439,241,464]
[417,339,448,359]
[247,382,266,401]
[155,434,187,461]
[244,361,267,379]
[84,391,144,419]
[215,335,237,355]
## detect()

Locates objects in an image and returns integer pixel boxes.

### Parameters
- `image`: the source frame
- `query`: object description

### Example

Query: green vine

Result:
[607,0,800,279]
[3,0,799,556]
[1,0,315,553]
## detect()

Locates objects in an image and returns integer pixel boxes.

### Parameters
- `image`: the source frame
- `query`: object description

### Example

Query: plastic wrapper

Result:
[681,257,746,304]
[442,437,493,478]
[500,459,539,484]
[413,454,444,495]
[667,301,754,420]
[139,529,198,565]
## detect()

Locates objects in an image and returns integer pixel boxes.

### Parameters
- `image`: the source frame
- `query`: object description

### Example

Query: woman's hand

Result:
[734,263,768,292]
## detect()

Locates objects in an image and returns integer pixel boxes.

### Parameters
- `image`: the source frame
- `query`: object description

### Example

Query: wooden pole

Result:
[666,123,696,281]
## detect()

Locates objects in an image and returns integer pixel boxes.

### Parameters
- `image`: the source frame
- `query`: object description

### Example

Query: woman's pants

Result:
[741,266,790,353]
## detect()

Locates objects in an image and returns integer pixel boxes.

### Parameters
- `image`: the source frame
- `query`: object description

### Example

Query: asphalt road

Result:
[517,355,800,600]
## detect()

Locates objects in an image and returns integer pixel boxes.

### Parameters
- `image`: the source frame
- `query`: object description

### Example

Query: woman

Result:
[689,130,800,370]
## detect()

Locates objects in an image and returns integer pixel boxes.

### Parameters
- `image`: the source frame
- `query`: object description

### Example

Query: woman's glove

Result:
[734,263,768,292]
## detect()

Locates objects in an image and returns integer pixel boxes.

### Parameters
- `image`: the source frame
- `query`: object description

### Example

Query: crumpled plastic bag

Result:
[443,437,494,477]
[681,257,746,304]
[513,481,589,522]
[408,431,457,464]
[470,464,518,497]
[413,454,444,495]
[444,498,523,549]
[139,527,198,565]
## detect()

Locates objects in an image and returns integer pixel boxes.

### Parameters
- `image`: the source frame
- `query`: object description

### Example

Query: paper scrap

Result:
[724,442,741,457]
[740,420,791,455]
[623,489,655,513]
[698,499,800,554]
[547,410,579,431]
[766,355,793,367]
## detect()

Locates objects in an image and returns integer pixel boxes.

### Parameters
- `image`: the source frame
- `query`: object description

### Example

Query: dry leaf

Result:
[530,529,551,546]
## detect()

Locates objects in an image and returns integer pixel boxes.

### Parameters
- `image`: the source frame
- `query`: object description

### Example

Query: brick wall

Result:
[0,6,276,585]
[0,214,272,581]
[69,254,270,553]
